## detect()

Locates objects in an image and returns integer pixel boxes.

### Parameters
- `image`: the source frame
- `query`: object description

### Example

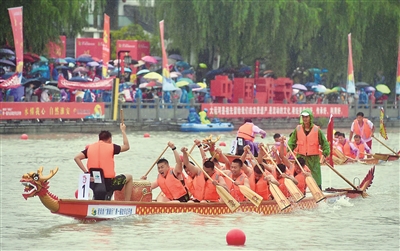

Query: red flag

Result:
[347,33,355,94]
[102,14,110,78]
[8,7,23,73]
[327,114,334,166]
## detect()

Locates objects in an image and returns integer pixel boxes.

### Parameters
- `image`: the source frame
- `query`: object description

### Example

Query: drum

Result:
[114,180,152,202]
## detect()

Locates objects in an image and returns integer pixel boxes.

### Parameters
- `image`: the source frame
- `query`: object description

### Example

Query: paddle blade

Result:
[269,183,291,211]
[373,153,389,161]
[284,178,305,203]
[216,185,240,212]
[238,185,263,207]
[305,176,325,203]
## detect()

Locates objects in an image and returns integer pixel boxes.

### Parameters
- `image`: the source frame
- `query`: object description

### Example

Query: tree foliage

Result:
[150,0,400,89]
[0,0,89,54]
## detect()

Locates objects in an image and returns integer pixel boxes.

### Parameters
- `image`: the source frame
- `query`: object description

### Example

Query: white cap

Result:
[301,111,310,116]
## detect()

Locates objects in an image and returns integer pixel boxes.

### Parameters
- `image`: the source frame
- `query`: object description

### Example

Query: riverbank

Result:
[1,117,399,134]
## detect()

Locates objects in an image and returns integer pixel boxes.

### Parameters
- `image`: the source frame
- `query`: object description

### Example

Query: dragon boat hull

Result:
[180,122,234,132]
[52,190,354,220]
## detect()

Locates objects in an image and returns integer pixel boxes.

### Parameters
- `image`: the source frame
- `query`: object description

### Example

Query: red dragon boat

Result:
[21,166,375,221]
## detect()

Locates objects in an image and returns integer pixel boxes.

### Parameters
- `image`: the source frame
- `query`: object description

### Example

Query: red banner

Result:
[48,35,66,58]
[58,76,115,90]
[0,103,105,120]
[75,38,103,59]
[0,73,21,89]
[116,40,150,61]
[8,7,23,73]
[201,104,349,118]
[102,14,110,78]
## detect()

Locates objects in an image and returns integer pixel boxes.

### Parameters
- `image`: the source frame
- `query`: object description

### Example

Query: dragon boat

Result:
[21,165,375,221]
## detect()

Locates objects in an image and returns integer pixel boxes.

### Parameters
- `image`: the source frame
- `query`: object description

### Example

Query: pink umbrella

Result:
[141,56,158,64]
[73,67,89,73]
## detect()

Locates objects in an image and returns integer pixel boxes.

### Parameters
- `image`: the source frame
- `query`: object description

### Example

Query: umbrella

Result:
[292,89,299,95]
[133,60,145,67]
[0,48,15,55]
[30,66,48,74]
[168,54,183,61]
[87,61,100,67]
[324,88,335,94]
[54,58,68,65]
[56,65,69,70]
[73,67,89,73]
[376,84,391,94]
[292,83,307,91]
[170,71,181,78]
[189,83,201,89]
[139,82,158,88]
[305,91,315,96]
[192,87,208,93]
[69,77,90,82]
[39,56,48,62]
[364,86,376,92]
[22,79,43,89]
[43,85,60,92]
[113,67,132,73]
[64,57,76,63]
[137,69,150,75]
[152,56,162,62]
[304,82,318,88]
[332,86,346,92]
[197,82,207,88]
[78,54,92,58]
[355,82,370,87]
[45,81,58,86]
[0,59,16,67]
[23,53,40,63]
[143,72,162,82]
[141,55,158,64]
[176,81,189,87]
[91,57,100,62]
[311,85,327,93]
[178,77,194,84]
[76,56,93,63]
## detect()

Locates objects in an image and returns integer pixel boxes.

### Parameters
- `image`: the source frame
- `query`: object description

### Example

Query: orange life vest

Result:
[294,165,310,194]
[274,142,287,157]
[227,172,247,202]
[237,123,254,141]
[341,140,355,158]
[296,125,320,156]
[203,172,220,202]
[185,171,206,201]
[157,168,187,200]
[352,118,372,139]
[353,142,366,159]
[249,173,271,200]
[87,141,115,178]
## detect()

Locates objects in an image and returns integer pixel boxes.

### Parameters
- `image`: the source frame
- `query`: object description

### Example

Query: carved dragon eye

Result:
[33,173,39,181]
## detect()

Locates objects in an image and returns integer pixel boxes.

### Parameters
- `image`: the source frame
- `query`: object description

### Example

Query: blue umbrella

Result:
[30,66,49,74]
[56,65,69,70]
[304,82,318,88]
[76,56,93,63]
[22,79,43,88]
[168,54,183,61]
[0,59,16,67]
[64,57,76,63]
[0,48,15,55]
[113,67,132,73]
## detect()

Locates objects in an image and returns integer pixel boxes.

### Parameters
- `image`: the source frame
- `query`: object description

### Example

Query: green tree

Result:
[0,0,89,55]
[149,0,400,90]
[110,24,151,59]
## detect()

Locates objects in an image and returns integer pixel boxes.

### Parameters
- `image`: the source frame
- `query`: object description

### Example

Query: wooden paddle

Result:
[261,146,305,202]
[213,166,263,207]
[372,136,398,155]
[246,149,291,211]
[324,161,360,191]
[120,108,124,124]
[187,152,240,212]
[285,142,326,203]
[143,145,169,177]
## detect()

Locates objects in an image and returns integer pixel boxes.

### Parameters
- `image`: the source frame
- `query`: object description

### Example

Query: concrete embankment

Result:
[1,117,399,134]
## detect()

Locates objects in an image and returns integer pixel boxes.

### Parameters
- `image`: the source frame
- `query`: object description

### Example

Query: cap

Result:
[204,108,208,112]
[301,111,310,116]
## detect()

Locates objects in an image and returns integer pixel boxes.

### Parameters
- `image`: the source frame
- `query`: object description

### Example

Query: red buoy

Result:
[219,142,226,146]
[226,229,246,246]
[20,134,28,140]
[144,133,150,138]
[74,189,78,198]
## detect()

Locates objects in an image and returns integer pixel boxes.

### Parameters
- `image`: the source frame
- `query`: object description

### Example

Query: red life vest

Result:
[341,140,355,158]
[249,172,271,200]
[87,141,115,178]
[203,172,220,202]
[296,125,320,156]
[352,118,372,139]
[227,172,247,202]
[157,168,187,200]
[354,142,366,159]
[185,171,206,201]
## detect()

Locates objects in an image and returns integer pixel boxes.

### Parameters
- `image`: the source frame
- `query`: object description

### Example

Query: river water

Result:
[1,129,399,250]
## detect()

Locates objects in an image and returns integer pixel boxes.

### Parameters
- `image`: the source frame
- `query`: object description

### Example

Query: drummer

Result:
[142,142,190,202]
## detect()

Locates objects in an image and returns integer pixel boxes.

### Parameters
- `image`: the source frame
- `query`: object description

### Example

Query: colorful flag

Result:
[8,7,23,73]
[396,39,400,94]
[346,33,355,94]
[327,114,334,166]
[159,20,176,91]
[102,14,110,78]
[379,108,388,140]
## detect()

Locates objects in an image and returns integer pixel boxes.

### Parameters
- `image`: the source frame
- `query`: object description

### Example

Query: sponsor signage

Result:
[116,40,150,60]
[87,205,136,218]
[75,38,103,59]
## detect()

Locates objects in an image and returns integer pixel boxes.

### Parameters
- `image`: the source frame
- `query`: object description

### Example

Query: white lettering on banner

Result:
[120,43,136,48]
[233,106,237,115]
[81,41,96,46]
[87,205,137,218]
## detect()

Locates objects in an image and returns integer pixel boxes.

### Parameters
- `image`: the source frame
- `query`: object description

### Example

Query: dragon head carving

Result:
[201,134,221,153]
[20,166,59,200]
